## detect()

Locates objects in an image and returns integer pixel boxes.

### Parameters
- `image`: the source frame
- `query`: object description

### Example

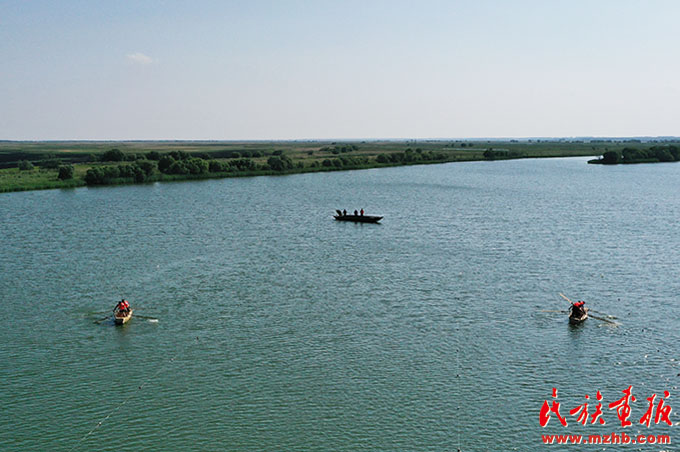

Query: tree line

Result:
[591,146,680,164]
[375,148,448,164]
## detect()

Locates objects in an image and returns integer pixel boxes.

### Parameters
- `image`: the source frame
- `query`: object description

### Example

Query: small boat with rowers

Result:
[334,209,382,223]
[567,299,588,324]
[113,299,133,325]
[560,293,588,324]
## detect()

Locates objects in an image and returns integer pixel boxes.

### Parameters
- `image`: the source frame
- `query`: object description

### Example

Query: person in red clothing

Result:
[571,300,586,317]
[115,299,130,315]
[360,208,364,216]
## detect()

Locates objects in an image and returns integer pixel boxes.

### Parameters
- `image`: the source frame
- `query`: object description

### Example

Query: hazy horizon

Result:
[2,136,680,143]
[2,0,680,140]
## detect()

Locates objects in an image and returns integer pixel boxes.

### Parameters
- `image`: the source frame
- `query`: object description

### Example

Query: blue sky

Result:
[1,0,679,140]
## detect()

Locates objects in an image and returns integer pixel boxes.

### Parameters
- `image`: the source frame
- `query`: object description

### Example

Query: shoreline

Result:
[1,139,676,194]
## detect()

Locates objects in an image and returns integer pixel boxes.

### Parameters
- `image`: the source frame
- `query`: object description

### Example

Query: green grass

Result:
[0,167,85,192]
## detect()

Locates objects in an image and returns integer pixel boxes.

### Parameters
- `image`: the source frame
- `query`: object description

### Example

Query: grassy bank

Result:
[1,139,676,193]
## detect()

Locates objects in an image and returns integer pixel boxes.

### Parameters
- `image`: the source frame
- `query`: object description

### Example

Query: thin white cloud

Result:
[126,52,154,65]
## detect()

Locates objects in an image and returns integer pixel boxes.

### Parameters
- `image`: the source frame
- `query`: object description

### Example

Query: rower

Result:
[572,300,586,316]
[115,299,130,314]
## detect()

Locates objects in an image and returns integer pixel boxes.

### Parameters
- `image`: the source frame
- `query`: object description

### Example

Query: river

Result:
[1,157,679,451]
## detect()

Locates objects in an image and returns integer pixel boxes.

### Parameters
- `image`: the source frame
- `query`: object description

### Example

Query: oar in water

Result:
[134,314,159,321]
[93,315,110,324]
[588,314,619,325]
[587,308,617,319]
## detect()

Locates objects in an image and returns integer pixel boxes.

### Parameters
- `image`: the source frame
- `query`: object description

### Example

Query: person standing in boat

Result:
[354,209,358,216]
[343,209,347,216]
[360,208,364,216]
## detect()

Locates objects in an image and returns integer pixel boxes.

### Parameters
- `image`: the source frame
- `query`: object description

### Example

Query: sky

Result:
[1,0,680,140]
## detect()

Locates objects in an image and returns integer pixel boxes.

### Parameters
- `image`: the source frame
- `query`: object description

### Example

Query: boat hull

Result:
[569,309,588,324]
[114,309,133,325]
[334,215,382,223]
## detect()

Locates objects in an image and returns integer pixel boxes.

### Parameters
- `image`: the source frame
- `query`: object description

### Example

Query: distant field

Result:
[1,139,677,193]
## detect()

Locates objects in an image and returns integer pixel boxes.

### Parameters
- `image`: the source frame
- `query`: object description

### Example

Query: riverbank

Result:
[0,139,675,193]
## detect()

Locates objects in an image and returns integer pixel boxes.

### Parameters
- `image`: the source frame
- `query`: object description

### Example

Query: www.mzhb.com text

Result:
[541,432,671,445]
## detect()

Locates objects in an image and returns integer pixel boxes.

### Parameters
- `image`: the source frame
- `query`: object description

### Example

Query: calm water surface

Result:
[2,157,680,451]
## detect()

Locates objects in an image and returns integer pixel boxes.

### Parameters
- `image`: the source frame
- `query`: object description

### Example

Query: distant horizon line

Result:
[2,136,680,143]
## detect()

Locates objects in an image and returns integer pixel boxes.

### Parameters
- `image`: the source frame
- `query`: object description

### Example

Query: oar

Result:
[588,308,617,318]
[134,314,158,320]
[559,293,573,304]
[588,314,619,325]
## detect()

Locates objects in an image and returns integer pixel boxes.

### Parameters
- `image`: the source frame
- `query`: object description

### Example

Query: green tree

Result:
[601,151,620,164]
[158,155,176,173]
[138,160,156,176]
[267,156,285,171]
[58,165,74,180]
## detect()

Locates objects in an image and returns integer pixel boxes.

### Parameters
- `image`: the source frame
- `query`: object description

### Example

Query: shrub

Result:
[18,160,34,170]
[185,157,209,174]
[146,151,161,160]
[101,149,125,162]
[168,151,189,161]
[137,160,156,176]
[602,151,620,164]
[267,155,293,171]
[231,158,256,171]
[40,159,61,169]
[158,155,176,173]
[209,160,231,172]
[84,166,121,185]
[58,165,74,180]
[168,161,188,175]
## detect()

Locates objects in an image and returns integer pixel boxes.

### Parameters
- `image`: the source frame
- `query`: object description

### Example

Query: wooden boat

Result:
[569,306,588,324]
[114,308,133,325]
[333,212,383,223]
